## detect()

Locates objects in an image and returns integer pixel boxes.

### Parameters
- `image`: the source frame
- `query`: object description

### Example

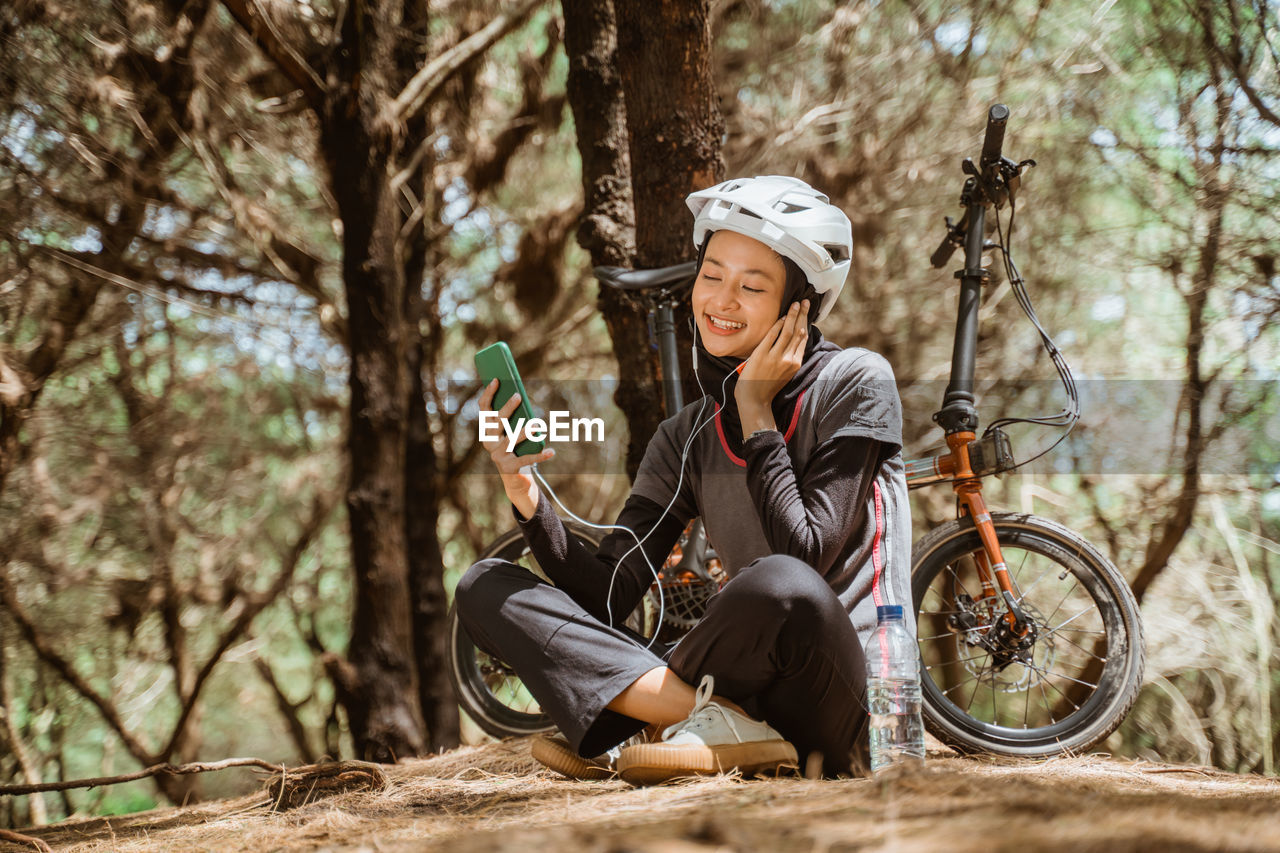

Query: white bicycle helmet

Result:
[687,175,853,323]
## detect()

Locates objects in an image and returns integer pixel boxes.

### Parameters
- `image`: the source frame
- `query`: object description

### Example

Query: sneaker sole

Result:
[617,740,798,786]
[531,736,615,781]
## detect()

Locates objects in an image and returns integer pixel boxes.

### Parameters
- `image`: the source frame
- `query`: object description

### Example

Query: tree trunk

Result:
[407,334,460,752]
[318,7,427,758]
[563,0,653,477]
[615,0,724,267]
[400,0,459,754]
[220,0,542,763]
[406,185,460,750]
[610,0,724,461]
[563,0,635,271]
[328,157,427,762]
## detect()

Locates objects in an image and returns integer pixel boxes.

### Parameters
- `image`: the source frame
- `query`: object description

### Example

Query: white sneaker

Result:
[616,675,798,785]
[531,734,617,780]
[531,728,652,781]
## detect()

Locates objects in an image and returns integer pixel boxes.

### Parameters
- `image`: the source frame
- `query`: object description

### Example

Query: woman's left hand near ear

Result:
[735,299,808,435]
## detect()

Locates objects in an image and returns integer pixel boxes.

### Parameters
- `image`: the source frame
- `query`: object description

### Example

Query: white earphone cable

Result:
[529,323,737,650]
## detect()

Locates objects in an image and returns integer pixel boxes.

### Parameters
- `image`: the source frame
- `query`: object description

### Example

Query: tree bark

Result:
[616,0,723,452]
[406,333,459,752]
[312,1,427,762]
[406,176,460,752]
[562,0,651,477]
[574,0,724,474]
[321,119,427,762]
[615,0,724,268]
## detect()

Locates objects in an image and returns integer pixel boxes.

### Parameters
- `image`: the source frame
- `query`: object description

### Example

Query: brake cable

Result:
[982,189,1082,474]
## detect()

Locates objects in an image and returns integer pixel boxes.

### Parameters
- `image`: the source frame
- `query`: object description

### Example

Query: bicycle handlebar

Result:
[929,104,1012,269]
[980,104,1009,168]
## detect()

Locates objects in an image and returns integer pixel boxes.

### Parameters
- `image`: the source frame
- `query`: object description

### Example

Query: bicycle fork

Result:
[945,431,1032,639]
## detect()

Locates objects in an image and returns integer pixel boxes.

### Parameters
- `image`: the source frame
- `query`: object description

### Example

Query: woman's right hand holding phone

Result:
[478,377,555,520]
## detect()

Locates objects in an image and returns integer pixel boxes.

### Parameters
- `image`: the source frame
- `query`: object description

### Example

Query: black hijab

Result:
[691,237,840,457]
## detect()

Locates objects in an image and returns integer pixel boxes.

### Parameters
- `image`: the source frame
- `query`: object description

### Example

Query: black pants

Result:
[455,553,868,776]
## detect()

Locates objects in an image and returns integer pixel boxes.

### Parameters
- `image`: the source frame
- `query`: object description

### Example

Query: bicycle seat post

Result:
[652,296,685,416]
[594,262,698,419]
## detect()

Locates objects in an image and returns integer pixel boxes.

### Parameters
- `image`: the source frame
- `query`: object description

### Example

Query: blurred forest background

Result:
[0,0,1277,828]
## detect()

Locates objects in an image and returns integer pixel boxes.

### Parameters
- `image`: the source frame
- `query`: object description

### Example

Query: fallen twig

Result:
[0,827,52,852]
[0,757,285,796]
[263,760,388,810]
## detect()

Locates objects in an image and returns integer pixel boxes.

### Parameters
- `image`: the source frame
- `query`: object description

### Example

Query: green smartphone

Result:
[474,341,545,457]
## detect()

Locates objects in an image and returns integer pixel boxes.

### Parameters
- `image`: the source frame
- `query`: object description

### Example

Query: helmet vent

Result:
[776,202,809,214]
[822,243,850,262]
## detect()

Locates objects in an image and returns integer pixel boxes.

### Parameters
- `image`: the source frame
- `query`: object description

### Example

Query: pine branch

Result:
[0,569,157,766]
[387,0,543,128]
[253,657,318,764]
[219,0,326,108]
[159,492,337,759]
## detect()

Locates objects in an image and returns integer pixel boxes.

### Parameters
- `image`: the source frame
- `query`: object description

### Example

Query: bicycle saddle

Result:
[594,262,698,292]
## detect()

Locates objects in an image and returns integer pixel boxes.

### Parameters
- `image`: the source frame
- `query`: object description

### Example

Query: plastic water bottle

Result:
[864,604,925,773]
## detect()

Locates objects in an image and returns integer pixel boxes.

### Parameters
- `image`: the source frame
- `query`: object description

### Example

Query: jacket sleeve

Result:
[741,431,886,577]
[742,350,903,577]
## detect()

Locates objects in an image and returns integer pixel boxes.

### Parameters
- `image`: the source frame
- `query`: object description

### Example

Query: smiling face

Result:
[691,230,788,361]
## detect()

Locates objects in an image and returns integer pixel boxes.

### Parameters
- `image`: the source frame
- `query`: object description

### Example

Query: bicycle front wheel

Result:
[912,512,1145,756]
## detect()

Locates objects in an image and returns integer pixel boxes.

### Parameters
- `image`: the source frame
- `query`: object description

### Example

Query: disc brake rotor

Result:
[966,600,1054,692]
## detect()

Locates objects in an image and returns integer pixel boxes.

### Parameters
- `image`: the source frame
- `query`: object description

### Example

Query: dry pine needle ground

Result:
[7,739,1280,852]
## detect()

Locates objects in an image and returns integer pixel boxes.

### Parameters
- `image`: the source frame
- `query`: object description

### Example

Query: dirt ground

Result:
[8,739,1280,853]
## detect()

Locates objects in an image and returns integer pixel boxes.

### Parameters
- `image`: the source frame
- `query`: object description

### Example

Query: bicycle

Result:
[448,105,1145,757]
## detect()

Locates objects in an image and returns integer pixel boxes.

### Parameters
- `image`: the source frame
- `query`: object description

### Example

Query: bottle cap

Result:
[876,604,905,621]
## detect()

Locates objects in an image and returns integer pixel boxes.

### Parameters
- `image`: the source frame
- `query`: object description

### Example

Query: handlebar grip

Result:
[980,104,1009,167]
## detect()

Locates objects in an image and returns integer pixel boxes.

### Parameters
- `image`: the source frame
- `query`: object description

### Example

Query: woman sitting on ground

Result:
[458,175,912,783]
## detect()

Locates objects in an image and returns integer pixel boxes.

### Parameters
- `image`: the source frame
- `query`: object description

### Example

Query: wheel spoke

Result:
[1006,546,1033,599]
[1035,673,1060,723]
[1046,576,1083,624]
[926,647,1000,667]
[990,672,999,724]
[918,629,986,642]
[1024,660,1097,693]
[964,667,984,714]
[1051,631,1109,661]
[1049,605,1100,634]
[1014,566,1055,600]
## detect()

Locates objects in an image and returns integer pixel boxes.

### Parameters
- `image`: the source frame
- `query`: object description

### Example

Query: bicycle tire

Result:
[911,512,1145,756]
[447,521,656,739]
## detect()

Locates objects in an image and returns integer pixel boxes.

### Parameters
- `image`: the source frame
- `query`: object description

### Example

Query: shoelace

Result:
[660,674,746,744]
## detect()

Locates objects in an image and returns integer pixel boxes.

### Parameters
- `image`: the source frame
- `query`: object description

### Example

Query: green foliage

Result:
[95,789,158,817]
